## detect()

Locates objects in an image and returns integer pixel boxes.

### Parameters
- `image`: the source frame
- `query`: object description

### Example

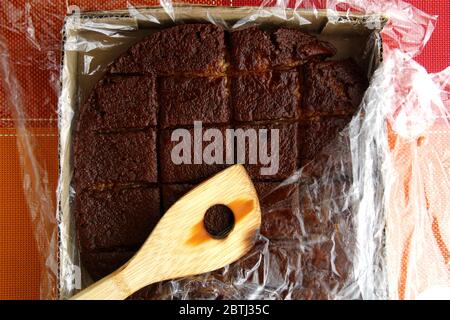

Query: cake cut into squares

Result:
[109,24,226,76]
[298,117,351,166]
[303,59,368,116]
[159,126,232,183]
[232,70,301,122]
[74,130,157,189]
[235,123,299,181]
[298,179,352,236]
[75,187,161,251]
[161,184,195,211]
[229,27,335,72]
[81,250,135,281]
[229,242,303,296]
[255,182,301,241]
[295,237,351,299]
[78,75,158,132]
[159,76,230,128]
[229,26,274,72]
[271,28,336,67]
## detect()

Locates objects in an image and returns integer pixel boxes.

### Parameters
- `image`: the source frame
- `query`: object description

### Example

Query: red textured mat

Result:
[0,0,448,299]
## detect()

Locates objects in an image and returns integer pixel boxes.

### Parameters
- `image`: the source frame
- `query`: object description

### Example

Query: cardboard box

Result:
[58,5,386,299]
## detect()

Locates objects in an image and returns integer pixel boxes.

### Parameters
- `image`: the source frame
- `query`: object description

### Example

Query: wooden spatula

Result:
[71,165,261,300]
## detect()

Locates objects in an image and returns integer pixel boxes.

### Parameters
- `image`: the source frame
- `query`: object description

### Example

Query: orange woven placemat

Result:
[0,128,58,299]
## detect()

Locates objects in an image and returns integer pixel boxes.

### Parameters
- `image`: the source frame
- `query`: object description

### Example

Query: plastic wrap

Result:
[0,1,448,300]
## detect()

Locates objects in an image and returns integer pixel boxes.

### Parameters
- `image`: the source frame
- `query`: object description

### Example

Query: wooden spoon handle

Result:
[71,269,132,300]
[71,165,261,300]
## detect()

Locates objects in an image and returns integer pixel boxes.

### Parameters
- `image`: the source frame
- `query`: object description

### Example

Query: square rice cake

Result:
[229,27,335,72]
[235,123,298,181]
[270,28,336,68]
[303,59,368,116]
[78,75,157,132]
[75,187,161,251]
[74,130,157,189]
[109,24,226,76]
[255,182,301,241]
[229,241,303,296]
[81,251,135,281]
[159,126,232,183]
[159,76,230,128]
[229,26,274,72]
[232,71,301,122]
[298,117,350,166]
[161,184,195,211]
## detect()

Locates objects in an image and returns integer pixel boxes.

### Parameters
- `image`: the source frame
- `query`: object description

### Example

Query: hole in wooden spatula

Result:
[204,205,235,239]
